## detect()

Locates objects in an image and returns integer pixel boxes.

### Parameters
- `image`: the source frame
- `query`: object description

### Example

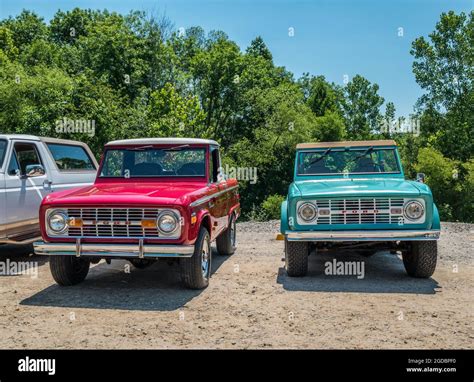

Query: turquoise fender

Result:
[280,200,289,234]
[432,203,441,230]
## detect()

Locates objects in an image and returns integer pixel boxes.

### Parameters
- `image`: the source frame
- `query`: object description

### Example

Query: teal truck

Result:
[279,140,440,278]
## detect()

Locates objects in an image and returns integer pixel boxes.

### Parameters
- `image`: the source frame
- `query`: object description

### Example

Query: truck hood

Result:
[43,181,208,206]
[292,178,426,198]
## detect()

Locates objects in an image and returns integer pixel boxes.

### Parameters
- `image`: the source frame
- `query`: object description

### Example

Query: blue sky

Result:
[1,0,472,117]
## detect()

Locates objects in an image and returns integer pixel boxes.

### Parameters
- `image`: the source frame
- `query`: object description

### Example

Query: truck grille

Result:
[65,208,177,238]
[298,198,405,225]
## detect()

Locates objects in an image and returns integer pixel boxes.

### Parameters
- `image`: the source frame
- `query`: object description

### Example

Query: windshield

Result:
[100,147,206,178]
[297,148,400,175]
[0,140,7,168]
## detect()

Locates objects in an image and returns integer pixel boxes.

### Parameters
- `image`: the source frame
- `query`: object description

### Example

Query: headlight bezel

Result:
[46,209,69,235]
[156,210,180,235]
[403,199,425,221]
[297,202,318,222]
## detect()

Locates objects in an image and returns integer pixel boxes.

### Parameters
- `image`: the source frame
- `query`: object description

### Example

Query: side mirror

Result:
[416,173,425,183]
[217,166,228,182]
[25,164,45,178]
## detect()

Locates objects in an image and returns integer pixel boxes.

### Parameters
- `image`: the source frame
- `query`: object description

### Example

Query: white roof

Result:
[106,138,219,146]
[0,134,41,141]
[0,134,94,147]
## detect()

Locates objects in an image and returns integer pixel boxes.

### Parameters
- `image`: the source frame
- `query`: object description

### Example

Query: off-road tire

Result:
[285,238,309,277]
[49,256,90,286]
[402,241,438,278]
[180,226,211,289]
[216,214,236,256]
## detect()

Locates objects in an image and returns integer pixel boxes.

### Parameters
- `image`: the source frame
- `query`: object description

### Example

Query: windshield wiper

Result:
[126,145,154,151]
[348,147,374,163]
[307,148,332,166]
[163,144,190,151]
[125,144,191,152]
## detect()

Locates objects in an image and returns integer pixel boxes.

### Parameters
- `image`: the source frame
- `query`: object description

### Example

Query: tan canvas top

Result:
[296,140,397,149]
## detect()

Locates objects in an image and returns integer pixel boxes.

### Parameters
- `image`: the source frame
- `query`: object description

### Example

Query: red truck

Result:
[34,138,240,289]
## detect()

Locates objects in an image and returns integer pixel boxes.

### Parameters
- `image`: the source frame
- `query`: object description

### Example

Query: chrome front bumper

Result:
[285,230,440,242]
[34,239,195,258]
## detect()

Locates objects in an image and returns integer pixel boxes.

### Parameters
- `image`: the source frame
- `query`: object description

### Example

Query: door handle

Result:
[43,180,53,190]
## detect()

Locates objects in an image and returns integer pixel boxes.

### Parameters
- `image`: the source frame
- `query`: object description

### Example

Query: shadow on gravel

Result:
[277,251,440,294]
[0,245,48,275]
[0,244,36,258]
[20,248,227,311]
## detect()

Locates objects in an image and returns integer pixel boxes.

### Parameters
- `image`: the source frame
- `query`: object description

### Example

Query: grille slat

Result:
[64,208,178,238]
[299,198,405,226]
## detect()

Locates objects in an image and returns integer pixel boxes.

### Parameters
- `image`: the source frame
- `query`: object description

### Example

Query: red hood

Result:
[43,181,209,207]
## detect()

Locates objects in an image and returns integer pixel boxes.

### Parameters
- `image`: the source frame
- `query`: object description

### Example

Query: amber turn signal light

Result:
[275,233,284,241]
[141,219,157,228]
[67,218,83,228]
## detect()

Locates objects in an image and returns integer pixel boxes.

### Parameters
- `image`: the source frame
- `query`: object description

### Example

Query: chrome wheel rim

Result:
[201,235,211,279]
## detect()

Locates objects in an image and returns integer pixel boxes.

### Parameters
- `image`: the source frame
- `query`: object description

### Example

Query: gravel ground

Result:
[0,221,472,349]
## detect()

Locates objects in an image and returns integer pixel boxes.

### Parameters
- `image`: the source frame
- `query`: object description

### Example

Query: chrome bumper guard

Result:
[285,230,440,242]
[34,239,195,258]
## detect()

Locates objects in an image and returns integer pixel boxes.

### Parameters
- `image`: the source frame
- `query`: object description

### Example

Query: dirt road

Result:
[0,222,472,349]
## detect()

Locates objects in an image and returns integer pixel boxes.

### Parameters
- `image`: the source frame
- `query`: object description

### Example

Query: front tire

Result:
[180,226,211,289]
[216,214,236,256]
[402,241,438,278]
[49,256,90,286]
[285,238,309,277]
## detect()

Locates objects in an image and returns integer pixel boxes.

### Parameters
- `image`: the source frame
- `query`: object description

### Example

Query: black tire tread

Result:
[403,241,438,278]
[216,214,236,256]
[180,226,210,289]
[285,239,309,277]
[49,256,90,286]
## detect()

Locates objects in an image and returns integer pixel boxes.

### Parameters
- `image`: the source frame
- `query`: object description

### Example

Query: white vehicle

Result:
[0,135,98,245]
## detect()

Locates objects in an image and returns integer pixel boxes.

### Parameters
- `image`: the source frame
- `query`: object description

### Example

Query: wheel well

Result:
[200,215,211,233]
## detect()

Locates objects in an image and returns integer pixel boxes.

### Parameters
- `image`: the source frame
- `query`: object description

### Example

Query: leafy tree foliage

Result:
[0,8,471,221]
[411,11,473,161]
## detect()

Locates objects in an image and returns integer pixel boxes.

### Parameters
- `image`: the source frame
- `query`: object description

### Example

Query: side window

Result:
[210,146,220,183]
[11,143,43,175]
[46,143,95,171]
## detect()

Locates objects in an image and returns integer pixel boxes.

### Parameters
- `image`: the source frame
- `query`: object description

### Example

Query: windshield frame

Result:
[0,139,7,170]
[98,145,209,180]
[296,146,403,177]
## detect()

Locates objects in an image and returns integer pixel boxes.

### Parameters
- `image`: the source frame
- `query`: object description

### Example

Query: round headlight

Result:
[48,211,68,233]
[298,202,317,222]
[404,200,424,221]
[157,212,178,234]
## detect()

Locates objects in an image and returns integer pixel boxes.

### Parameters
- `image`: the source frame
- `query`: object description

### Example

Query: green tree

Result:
[313,111,346,142]
[190,36,242,142]
[411,11,473,161]
[300,74,342,117]
[0,10,48,49]
[341,74,385,139]
[146,82,207,138]
[246,36,273,62]
[0,26,19,60]
[414,147,474,222]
